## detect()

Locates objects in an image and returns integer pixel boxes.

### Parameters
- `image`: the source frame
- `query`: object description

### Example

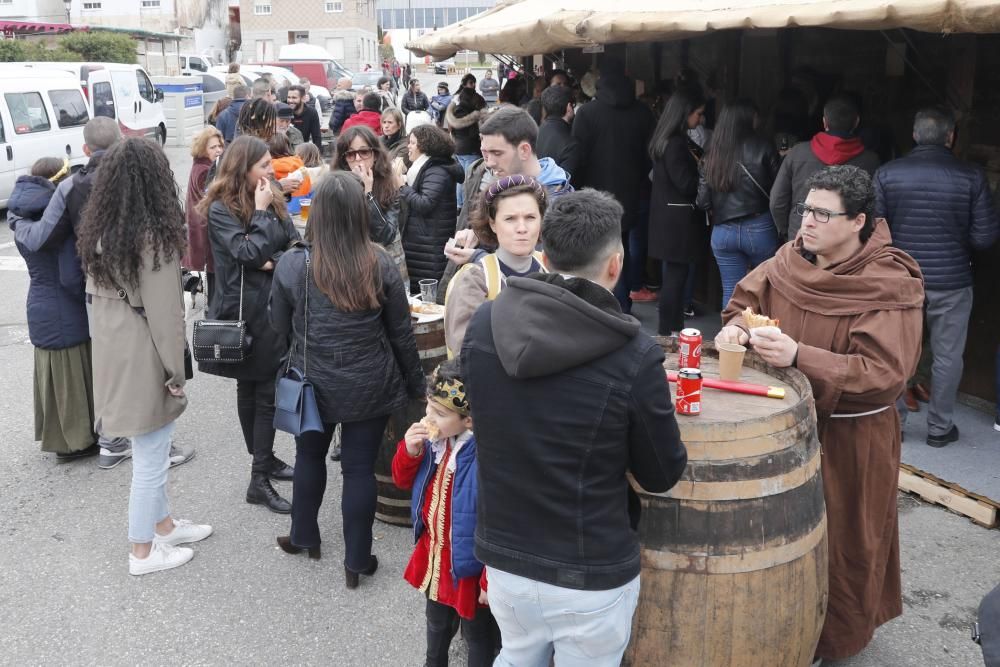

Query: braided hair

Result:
[237,98,276,141]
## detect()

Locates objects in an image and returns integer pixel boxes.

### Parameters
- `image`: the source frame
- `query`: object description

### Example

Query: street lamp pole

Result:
[63,0,72,25]
[407,0,412,66]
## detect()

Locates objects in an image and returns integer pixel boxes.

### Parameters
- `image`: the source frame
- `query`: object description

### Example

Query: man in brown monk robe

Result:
[716,165,924,663]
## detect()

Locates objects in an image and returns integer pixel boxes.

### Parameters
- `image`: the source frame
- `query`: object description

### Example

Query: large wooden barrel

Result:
[374,318,447,526]
[624,338,828,667]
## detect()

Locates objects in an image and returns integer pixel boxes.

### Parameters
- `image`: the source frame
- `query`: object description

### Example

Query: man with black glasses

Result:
[717,165,924,664]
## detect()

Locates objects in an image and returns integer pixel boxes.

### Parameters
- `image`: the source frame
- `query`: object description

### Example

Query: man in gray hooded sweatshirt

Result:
[462,189,687,667]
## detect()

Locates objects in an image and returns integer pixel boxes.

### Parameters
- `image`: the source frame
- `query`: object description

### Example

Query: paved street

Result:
[0,127,997,666]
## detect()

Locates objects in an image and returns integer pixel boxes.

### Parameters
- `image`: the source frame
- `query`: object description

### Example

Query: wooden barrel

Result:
[624,338,828,667]
[374,317,447,526]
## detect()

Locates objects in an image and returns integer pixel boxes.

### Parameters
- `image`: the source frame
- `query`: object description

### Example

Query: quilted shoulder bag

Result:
[192,266,252,363]
[274,249,323,436]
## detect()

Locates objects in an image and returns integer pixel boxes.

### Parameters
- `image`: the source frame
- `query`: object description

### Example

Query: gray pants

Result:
[923,286,974,436]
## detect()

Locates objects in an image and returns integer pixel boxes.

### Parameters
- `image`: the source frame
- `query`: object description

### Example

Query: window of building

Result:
[92,81,116,119]
[255,39,274,61]
[5,92,50,134]
[140,0,160,7]
[253,3,271,15]
[48,89,89,128]
[447,8,458,24]
[0,0,13,6]
[325,1,343,12]
[82,1,102,9]
[325,38,345,61]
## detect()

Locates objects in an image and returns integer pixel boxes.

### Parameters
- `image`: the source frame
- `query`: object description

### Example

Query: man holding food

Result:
[716,165,924,663]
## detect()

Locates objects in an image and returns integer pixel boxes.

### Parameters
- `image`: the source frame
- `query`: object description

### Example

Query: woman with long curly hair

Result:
[78,138,212,575]
[269,171,423,588]
[198,135,300,514]
[236,97,277,141]
[396,124,465,292]
[333,125,408,283]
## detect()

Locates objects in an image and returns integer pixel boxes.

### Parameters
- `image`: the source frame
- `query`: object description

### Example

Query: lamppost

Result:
[63,0,72,25]
[407,0,412,66]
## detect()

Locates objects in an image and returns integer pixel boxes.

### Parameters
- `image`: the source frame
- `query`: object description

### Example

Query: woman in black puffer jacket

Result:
[269,171,423,588]
[396,124,465,293]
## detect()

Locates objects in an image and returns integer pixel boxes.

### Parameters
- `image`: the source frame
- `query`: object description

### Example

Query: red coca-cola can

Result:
[676,368,703,416]
[678,328,702,369]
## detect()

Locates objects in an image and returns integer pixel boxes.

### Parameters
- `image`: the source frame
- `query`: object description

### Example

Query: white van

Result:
[0,65,90,208]
[19,62,167,145]
[180,53,215,76]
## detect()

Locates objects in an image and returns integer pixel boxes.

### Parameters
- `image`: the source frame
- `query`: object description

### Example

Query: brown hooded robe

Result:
[723,221,924,660]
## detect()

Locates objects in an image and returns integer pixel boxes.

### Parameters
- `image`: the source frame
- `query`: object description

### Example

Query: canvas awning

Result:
[406,0,1000,58]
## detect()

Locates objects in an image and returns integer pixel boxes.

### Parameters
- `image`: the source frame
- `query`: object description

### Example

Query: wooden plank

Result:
[900,463,1000,510]
[898,468,998,528]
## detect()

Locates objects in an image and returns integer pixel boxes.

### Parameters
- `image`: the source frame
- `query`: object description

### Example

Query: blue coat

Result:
[215,98,245,143]
[874,144,999,291]
[410,434,482,581]
[7,175,89,350]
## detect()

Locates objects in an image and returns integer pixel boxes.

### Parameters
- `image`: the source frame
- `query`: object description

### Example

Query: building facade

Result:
[239,0,377,72]
[376,0,492,32]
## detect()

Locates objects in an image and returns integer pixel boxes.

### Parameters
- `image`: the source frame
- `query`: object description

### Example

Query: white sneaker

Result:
[153,519,213,546]
[129,542,194,576]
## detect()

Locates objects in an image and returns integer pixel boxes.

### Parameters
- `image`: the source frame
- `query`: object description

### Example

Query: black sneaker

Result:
[994,416,1000,433]
[926,424,959,448]
[329,444,342,462]
[56,443,99,462]
[684,303,696,318]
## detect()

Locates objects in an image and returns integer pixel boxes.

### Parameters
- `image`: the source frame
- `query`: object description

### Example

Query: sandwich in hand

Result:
[420,416,440,441]
[743,307,780,329]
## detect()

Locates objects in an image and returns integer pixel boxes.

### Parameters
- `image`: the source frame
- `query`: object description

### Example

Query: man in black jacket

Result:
[570,57,655,313]
[462,190,687,666]
[535,84,578,178]
[286,85,322,151]
[874,107,999,447]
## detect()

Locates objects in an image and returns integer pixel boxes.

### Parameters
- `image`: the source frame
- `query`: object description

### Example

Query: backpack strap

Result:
[479,253,503,301]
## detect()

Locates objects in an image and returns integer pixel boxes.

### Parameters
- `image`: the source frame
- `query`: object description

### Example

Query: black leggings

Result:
[658,260,690,335]
[425,598,499,667]
[289,416,389,571]
[235,378,277,474]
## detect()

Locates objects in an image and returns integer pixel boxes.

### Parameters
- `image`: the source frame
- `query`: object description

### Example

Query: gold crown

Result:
[431,377,470,416]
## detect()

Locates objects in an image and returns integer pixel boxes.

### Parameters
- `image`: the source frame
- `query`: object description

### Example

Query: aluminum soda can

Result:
[678,328,702,369]
[676,367,703,416]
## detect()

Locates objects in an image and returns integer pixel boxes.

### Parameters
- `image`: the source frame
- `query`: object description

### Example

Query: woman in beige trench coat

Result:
[78,138,213,576]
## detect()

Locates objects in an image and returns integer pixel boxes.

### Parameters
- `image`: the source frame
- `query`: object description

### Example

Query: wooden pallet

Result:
[898,466,998,528]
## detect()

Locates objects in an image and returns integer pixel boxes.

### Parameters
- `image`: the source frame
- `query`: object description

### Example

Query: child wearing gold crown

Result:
[392,358,498,666]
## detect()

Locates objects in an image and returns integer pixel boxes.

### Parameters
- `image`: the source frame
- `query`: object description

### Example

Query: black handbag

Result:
[192,266,252,363]
[274,249,323,436]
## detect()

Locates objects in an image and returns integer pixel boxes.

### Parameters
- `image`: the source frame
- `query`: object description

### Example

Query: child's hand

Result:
[404,422,428,456]
[478,590,488,606]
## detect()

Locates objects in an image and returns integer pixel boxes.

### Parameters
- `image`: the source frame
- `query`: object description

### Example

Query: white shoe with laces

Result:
[129,542,194,576]
[153,519,213,546]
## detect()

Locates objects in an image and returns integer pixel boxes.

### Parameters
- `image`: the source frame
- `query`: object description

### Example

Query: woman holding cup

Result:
[443,175,548,356]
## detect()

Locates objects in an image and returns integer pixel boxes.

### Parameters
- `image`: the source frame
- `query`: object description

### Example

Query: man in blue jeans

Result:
[875,107,999,446]
[462,190,688,666]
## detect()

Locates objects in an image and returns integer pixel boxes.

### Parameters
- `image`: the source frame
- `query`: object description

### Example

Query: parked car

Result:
[180,54,216,76]
[0,65,91,208]
[14,61,166,146]
[351,71,384,91]
[433,59,455,75]
[208,65,255,89]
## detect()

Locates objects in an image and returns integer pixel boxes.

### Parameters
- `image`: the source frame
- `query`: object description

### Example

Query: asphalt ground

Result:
[0,109,997,666]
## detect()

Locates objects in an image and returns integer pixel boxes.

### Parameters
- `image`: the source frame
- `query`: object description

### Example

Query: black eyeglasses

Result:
[795,202,850,224]
[344,148,374,161]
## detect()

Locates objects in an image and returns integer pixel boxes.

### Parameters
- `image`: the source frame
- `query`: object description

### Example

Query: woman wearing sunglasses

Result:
[332,126,409,284]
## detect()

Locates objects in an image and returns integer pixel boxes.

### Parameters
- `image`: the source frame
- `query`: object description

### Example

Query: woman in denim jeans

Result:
[697,100,781,307]
[78,138,212,576]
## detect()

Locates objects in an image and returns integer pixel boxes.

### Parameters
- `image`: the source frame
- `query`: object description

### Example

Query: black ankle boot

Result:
[246,473,292,513]
[345,555,378,589]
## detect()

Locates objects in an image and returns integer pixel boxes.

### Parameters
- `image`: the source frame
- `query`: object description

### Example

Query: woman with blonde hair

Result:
[225,63,242,98]
[198,135,300,514]
[183,126,224,301]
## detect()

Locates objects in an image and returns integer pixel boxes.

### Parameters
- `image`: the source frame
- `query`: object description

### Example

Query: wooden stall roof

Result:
[406,0,1000,57]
